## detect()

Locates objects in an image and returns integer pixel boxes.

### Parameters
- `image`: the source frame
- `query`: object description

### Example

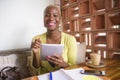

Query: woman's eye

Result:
[54,15,58,17]
[45,14,59,17]
[45,14,50,17]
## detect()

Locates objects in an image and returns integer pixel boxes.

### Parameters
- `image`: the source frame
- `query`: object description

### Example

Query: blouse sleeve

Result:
[67,36,77,65]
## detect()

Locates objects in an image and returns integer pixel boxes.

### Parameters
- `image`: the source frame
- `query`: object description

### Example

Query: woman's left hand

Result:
[46,54,69,68]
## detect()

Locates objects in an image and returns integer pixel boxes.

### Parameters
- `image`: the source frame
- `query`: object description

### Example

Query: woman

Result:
[29,5,77,75]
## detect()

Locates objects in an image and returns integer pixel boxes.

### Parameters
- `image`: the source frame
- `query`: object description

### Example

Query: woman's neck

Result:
[46,30,61,44]
[46,30,61,39]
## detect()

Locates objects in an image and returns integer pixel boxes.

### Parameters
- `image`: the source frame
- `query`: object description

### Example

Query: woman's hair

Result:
[44,5,60,16]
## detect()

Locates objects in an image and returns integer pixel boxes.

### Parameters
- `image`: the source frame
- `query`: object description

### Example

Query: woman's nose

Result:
[49,15,54,20]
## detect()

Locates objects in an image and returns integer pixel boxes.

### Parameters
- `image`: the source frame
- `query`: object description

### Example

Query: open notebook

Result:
[38,68,102,80]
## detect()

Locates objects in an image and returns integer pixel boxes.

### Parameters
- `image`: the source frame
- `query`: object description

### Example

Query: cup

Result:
[90,53,101,65]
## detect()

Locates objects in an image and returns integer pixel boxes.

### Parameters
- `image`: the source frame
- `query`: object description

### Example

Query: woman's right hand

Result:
[31,39,41,54]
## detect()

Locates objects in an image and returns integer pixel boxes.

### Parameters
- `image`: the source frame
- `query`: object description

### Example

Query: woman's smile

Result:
[47,22,56,26]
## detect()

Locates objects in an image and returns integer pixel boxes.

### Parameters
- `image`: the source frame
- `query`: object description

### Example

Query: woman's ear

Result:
[58,19,62,31]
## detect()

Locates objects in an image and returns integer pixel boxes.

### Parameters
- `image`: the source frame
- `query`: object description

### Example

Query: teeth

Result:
[48,22,55,26]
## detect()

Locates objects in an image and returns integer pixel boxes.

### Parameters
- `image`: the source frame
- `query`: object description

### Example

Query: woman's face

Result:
[44,6,60,31]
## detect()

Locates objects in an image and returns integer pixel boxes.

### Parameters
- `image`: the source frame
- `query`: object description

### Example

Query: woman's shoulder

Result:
[62,32,74,38]
[32,32,46,40]
[61,32,77,45]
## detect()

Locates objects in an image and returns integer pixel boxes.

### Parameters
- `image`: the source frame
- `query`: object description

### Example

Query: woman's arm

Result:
[31,39,41,68]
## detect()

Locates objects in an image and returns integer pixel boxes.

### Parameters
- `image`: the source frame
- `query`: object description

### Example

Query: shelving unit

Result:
[80,16,91,31]
[69,4,79,19]
[61,7,69,21]
[79,0,91,16]
[106,0,120,10]
[92,12,106,30]
[61,0,120,59]
[93,32,107,48]
[107,9,120,30]
[107,32,120,49]
[91,0,106,13]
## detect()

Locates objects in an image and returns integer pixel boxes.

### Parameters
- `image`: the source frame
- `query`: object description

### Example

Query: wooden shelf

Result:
[60,0,120,59]
[69,0,78,4]
[61,0,69,7]
[92,12,106,30]
[107,32,120,49]
[61,7,69,21]
[106,0,120,10]
[91,0,106,13]
[79,32,92,48]
[79,0,91,16]
[69,32,80,43]
[80,16,91,31]
[62,21,70,32]
[69,4,79,19]
[107,9,120,30]
[93,32,107,48]
[70,18,79,32]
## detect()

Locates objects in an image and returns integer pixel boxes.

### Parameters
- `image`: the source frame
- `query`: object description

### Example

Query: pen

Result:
[50,72,53,80]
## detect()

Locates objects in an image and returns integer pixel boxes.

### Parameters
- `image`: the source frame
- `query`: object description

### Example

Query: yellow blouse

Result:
[29,32,77,75]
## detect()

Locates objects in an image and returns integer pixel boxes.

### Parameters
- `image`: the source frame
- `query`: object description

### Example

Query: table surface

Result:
[22,59,120,80]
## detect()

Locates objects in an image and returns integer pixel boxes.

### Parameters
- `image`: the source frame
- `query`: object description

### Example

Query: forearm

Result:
[32,52,41,68]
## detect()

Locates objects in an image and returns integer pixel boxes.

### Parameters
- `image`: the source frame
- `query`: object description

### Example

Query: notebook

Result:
[38,68,103,80]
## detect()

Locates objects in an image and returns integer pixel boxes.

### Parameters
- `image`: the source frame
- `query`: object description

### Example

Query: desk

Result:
[22,59,120,80]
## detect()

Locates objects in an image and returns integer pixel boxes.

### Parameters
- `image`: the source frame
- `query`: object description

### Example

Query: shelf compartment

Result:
[79,0,90,16]
[80,33,92,47]
[69,4,79,19]
[107,50,120,59]
[80,17,91,31]
[107,9,120,29]
[92,13,106,30]
[93,32,107,48]
[70,18,79,32]
[107,32,120,49]
[69,0,78,4]
[91,0,105,13]
[61,0,69,7]
[106,0,120,10]
[62,21,70,32]
[69,33,80,43]
[61,7,69,21]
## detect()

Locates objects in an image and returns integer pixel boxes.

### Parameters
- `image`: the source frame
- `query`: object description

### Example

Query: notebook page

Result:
[38,69,73,80]
[62,68,103,80]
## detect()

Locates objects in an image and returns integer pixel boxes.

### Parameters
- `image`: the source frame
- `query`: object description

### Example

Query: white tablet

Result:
[40,44,64,60]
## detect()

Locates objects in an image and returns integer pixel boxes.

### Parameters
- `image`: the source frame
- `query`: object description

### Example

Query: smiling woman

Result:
[29,5,77,76]
[44,5,60,31]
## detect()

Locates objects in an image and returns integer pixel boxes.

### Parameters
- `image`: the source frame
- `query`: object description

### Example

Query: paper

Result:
[41,44,64,59]
[82,75,101,80]
[37,68,103,80]
[63,68,102,80]
[38,69,73,80]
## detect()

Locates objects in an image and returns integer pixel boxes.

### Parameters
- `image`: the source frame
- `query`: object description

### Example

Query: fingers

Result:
[31,39,41,49]
[47,55,64,67]
[31,39,41,54]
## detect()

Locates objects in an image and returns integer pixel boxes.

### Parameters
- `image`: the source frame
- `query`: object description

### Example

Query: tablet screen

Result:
[40,44,64,60]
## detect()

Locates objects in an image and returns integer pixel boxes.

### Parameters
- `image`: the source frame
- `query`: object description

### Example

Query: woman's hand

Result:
[31,39,41,68]
[31,39,41,54]
[47,54,69,68]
